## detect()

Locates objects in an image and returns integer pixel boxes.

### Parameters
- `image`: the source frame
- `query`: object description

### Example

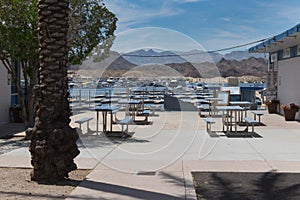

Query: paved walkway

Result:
[1,110,300,199]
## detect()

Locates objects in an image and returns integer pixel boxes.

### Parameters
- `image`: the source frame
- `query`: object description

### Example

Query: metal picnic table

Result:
[91,105,121,134]
[216,105,245,133]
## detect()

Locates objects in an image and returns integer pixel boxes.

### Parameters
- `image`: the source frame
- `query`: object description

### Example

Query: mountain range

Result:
[121,49,266,65]
[72,49,268,79]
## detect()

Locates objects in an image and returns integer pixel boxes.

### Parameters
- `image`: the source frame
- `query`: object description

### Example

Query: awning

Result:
[249,23,300,53]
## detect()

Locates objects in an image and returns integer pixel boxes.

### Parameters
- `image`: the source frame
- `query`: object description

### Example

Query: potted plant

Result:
[9,105,23,123]
[281,103,299,121]
[266,99,279,114]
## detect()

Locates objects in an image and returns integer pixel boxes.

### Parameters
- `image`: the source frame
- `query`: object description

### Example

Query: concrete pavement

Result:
[1,110,300,199]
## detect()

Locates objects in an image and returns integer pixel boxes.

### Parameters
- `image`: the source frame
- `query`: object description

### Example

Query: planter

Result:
[9,106,23,123]
[284,109,296,121]
[267,103,278,114]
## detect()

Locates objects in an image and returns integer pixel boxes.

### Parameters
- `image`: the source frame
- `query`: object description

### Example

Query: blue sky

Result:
[103,0,300,53]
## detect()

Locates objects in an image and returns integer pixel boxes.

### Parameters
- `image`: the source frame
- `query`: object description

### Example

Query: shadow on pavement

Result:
[192,171,300,200]
[0,123,25,139]
[69,179,185,200]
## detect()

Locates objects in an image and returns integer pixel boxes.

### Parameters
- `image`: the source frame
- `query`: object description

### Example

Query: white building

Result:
[0,62,11,123]
[249,23,300,119]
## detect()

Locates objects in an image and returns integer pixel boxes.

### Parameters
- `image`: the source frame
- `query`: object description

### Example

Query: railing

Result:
[69,87,168,109]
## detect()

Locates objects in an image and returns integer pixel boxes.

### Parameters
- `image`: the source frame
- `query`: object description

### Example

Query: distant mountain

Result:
[166,57,267,78]
[71,49,267,78]
[70,51,137,77]
[166,62,202,78]
[122,49,187,65]
[121,49,265,65]
[174,49,223,63]
[91,51,136,71]
[224,50,266,61]
[217,57,267,77]
[122,49,222,64]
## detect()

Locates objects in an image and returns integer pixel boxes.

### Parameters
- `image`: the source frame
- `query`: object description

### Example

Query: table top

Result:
[216,105,244,111]
[206,97,223,101]
[92,105,120,111]
[230,101,251,106]
[193,99,209,103]
[131,95,150,99]
[93,94,106,98]
[201,95,214,98]
[128,100,141,104]
[118,100,142,105]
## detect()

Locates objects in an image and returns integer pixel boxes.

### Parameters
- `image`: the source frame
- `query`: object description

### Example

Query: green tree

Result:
[0,0,117,127]
[0,0,39,128]
[68,0,117,64]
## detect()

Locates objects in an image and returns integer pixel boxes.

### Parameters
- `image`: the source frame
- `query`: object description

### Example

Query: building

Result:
[0,62,11,124]
[249,23,300,119]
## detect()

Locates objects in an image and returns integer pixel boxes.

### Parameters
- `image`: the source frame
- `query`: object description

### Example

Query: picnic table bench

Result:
[140,109,150,121]
[111,107,121,123]
[75,117,93,134]
[134,109,151,125]
[118,117,133,137]
[197,104,210,117]
[203,118,215,133]
[244,117,259,133]
[251,111,264,124]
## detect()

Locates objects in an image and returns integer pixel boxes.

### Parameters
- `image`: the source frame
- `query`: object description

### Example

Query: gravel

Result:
[0,137,91,200]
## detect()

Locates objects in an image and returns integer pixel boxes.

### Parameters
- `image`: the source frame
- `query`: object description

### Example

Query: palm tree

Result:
[30,0,79,183]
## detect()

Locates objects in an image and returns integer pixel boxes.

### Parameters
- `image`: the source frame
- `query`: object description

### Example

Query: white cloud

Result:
[220,17,231,22]
[111,27,204,53]
[200,25,264,52]
[203,37,258,53]
[103,0,296,52]
[275,6,300,24]
[252,1,300,25]
[104,0,182,31]
[172,0,204,3]
[214,30,244,39]
[103,0,206,31]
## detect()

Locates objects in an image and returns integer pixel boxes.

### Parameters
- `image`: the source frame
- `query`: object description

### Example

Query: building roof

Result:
[249,23,300,53]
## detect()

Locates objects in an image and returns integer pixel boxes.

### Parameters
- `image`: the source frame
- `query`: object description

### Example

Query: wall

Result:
[0,63,10,124]
[164,94,198,111]
[277,57,300,120]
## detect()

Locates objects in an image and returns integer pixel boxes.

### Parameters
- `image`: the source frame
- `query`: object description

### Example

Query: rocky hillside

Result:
[72,51,268,79]
[166,57,267,78]
[217,57,268,77]
[123,49,265,64]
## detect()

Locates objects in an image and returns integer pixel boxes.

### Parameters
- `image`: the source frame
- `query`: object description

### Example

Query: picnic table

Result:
[119,100,142,121]
[91,105,121,134]
[216,105,245,133]
[206,97,223,116]
[230,101,251,107]
[131,95,149,110]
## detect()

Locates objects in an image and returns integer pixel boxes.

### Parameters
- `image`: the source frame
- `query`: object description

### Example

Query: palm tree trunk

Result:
[30,0,79,183]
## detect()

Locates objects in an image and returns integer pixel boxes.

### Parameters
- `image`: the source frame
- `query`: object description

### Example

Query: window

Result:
[298,45,300,56]
[290,46,297,57]
[278,50,283,60]
[270,53,277,63]
[283,48,290,58]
